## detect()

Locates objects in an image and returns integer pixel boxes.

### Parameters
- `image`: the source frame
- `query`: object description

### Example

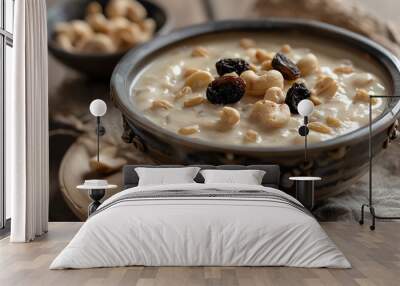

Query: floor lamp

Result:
[359,95,400,230]
[297,99,315,163]
[89,99,107,163]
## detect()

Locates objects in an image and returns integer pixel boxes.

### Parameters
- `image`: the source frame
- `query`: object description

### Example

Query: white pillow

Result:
[135,167,201,186]
[200,169,266,185]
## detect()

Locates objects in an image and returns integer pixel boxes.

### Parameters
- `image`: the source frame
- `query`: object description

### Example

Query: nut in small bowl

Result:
[48,0,170,78]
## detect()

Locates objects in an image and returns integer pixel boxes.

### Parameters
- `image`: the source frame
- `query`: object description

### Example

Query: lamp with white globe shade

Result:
[90,99,107,117]
[89,99,107,163]
[298,99,314,117]
[297,99,314,163]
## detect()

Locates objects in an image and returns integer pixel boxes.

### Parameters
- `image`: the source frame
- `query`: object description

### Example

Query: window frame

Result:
[0,0,13,232]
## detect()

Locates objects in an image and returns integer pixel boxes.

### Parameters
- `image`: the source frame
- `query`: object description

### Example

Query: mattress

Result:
[50,183,350,269]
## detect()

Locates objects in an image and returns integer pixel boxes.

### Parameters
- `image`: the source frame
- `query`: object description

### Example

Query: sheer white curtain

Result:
[7,0,49,242]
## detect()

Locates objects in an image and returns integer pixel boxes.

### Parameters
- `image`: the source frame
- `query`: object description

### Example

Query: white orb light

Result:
[298,99,314,117]
[89,99,107,117]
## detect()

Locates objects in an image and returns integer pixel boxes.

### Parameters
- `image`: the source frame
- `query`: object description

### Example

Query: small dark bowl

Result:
[47,0,170,78]
[111,19,400,199]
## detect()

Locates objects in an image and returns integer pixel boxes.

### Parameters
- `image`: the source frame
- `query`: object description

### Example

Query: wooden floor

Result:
[0,222,399,286]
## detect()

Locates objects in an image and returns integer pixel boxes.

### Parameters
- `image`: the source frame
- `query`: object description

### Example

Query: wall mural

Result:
[48,0,400,222]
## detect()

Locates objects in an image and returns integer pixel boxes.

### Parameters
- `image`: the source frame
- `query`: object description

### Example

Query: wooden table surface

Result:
[46,0,400,221]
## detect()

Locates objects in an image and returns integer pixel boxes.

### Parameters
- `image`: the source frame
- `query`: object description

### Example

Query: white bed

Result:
[50,165,350,269]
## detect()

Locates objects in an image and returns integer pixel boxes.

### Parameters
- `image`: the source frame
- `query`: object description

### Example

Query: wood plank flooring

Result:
[0,222,399,286]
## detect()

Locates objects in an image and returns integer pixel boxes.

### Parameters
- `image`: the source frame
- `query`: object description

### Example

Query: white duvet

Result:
[50,183,350,269]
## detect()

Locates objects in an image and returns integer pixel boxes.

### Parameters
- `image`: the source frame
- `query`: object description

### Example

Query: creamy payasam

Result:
[131,34,387,146]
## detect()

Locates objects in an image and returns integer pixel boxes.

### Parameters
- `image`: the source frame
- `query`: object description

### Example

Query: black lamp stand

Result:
[298,116,310,163]
[88,189,105,216]
[359,95,400,230]
[95,116,106,163]
[87,116,106,216]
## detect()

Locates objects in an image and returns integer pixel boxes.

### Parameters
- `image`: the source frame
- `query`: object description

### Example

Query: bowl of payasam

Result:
[111,20,400,199]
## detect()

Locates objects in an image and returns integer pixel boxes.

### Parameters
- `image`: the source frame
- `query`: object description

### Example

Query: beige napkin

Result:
[254,0,400,57]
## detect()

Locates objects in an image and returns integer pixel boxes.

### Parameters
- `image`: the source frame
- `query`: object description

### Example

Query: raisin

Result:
[215,58,251,76]
[285,82,311,114]
[206,76,246,105]
[272,52,301,80]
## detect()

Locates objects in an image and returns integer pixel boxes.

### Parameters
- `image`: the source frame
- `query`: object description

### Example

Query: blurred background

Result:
[47,0,400,221]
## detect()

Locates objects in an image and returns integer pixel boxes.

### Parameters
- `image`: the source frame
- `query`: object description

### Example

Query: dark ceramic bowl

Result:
[111,19,400,199]
[47,0,170,78]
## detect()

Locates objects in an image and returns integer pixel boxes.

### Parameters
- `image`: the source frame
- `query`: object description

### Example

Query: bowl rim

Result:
[47,0,172,59]
[111,19,400,154]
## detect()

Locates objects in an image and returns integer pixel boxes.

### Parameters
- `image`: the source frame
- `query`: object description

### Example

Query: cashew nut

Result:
[351,73,374,87]
[353,88,377,105]
[86,2,102,15]
[105,0,129,18]
[114,23,142,50]
[239,38,256,49]
[240,70,284,97]
[182,68,201,78]
[280,44,291,53]
[86,13,113,34]
[139,18,156,34]
[178,125,199,135]
[250,100,291,129]
[191,46,209,57]
[216,107,240,131]
[264,87,285,104]
[185,71,214,90]
[260,60,272,71]
[313,76,338,98]
[243,129,259,143]
[310,94,322,106]
[308,122,332,134]
[110,17,132,30]
[108,18,134,47]
[224,72,239,77]
[334,65,353,74]
[326,116,342,128]
[255,49,274,63]
[70,20,93,44]
[175,86,192,100]
[249,63,258,72]
[297,53,318,76]
[56,34,74,51]
[126,1,147,22]
[54,22,76,43]
[150,99,173,110]
[183,95,205,107]
[77,34,116,53]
